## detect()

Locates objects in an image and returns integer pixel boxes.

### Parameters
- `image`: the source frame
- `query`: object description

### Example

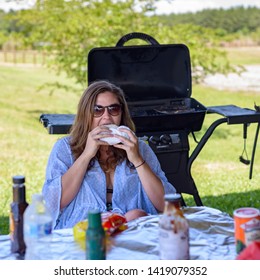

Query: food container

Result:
[233,207,260,254]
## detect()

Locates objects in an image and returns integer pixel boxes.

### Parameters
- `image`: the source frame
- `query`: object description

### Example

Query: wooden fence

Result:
[0,50,47,65]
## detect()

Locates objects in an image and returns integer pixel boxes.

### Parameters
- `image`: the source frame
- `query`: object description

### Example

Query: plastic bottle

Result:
[159,193,190,260]
[23,193,53,260]
[10,175,29,256]
[86,211,106,260]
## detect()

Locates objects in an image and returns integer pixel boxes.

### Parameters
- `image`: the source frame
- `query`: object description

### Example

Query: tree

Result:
[154,23,235,83]
[13,0,234,87]
[158,6,260,34]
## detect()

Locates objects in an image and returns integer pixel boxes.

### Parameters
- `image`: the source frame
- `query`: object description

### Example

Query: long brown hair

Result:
[70,80,135,170]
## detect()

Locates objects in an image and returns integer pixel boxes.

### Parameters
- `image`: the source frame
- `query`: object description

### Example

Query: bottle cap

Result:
[164,193,182,202]
[32,193,43,201]
[12,175,25,184]
[88,211,102,228]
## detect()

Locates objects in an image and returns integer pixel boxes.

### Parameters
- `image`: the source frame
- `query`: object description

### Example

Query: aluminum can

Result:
[233,207,260,254]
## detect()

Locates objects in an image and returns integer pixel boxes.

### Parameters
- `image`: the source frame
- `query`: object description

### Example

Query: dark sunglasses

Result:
[93,104,122,117]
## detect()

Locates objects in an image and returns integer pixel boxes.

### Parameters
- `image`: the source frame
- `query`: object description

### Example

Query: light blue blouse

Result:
[42,136,176,229]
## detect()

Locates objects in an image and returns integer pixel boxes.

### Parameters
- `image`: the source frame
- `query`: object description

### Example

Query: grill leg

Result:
[186,118,228,206]
[180,195,186,207]
[184,177,203,206]
[193,192,203,206]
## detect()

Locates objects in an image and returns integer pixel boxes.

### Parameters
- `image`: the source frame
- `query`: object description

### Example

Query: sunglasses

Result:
[93,104,122,117]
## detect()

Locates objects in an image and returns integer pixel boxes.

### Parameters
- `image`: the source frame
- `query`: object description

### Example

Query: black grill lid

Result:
[88,41,192,102]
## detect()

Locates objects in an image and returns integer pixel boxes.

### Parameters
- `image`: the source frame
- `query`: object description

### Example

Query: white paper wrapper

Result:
[100,124,130,145]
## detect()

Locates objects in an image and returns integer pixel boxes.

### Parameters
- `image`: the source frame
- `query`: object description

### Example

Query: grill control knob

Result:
[160,134,172,145]
[149,135,160,145]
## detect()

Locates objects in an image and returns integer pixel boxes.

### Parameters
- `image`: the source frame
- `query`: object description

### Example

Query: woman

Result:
[42,80,175,229]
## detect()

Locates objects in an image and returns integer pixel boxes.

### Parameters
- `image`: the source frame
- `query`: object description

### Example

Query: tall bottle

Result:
[86,211,106,260]
[10,175,29,256]
[23,193,53,260]
[159,193,190,260]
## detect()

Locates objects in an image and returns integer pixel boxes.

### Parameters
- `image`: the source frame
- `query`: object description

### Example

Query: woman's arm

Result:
[60,125,113,209]
[60,153,91,209]
[132,157,165,211]
[42,137,91,211]
[113,130,166,212]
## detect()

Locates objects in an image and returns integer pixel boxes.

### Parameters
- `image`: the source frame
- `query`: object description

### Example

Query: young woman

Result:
[42,80,175,229]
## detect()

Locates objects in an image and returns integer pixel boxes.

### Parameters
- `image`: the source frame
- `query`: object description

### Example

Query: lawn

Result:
[0,46,260,235]
[224,46,260,65]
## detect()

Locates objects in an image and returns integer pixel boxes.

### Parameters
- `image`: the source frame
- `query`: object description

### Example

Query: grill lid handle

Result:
[116,32,160,47]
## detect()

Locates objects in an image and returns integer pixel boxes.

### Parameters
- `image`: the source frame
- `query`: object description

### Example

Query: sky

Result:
[0,0,260,14]
[155,0,260,14]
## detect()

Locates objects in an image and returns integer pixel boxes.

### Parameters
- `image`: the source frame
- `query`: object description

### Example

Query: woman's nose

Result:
[103,108,112,118]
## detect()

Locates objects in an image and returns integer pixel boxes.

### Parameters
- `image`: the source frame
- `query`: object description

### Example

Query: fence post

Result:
[22,50,26,63]
[13,50,17,64]
[42,50,45,65]
[4,50,7,62]
[33,50,37,65]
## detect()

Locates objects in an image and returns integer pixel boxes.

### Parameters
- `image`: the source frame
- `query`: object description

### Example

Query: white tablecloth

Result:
[0,206,236,260]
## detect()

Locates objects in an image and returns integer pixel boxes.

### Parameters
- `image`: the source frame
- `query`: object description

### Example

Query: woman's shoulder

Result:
[137,138,159,162]
[57,135,70,143]
[138,138,150,149]
[138,138,154,155]
[53,135,71,150]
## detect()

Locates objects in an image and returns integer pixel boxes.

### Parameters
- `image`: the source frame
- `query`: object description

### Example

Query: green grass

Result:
[0,47,260,235]
[0,65,83,235]
[224,46,260,65]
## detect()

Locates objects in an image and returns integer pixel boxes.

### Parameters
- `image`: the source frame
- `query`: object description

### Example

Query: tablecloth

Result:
[0,206,236,260]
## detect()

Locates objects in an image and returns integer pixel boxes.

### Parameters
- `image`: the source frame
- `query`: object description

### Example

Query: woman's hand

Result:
[113,128,143,167]
[82,125,113,159]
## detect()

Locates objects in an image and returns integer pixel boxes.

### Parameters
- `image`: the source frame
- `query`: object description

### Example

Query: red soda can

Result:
[233,207,260,254]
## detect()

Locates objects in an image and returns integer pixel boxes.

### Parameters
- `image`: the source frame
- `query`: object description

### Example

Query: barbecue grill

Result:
[88,33,207,134]
[40,32,260,206]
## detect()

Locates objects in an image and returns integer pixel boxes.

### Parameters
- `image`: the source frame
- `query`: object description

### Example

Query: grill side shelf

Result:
[207,105,260,124]
[189,105,260,178]
[39,114,75,134]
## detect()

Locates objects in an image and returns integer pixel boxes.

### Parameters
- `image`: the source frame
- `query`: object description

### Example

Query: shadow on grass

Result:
[205,189,260,216]
[184,189,260,216]
[0,216,9,235]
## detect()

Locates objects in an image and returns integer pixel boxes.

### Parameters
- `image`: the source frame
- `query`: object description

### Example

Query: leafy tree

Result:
[154,23,235,83]
[15,0,160,86]
[12,0,234,87]
[158,6,260,35]
[0,9,26,49]
[0,31,7,48]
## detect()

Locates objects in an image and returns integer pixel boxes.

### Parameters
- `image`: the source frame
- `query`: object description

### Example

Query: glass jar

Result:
[159,193,190,259]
